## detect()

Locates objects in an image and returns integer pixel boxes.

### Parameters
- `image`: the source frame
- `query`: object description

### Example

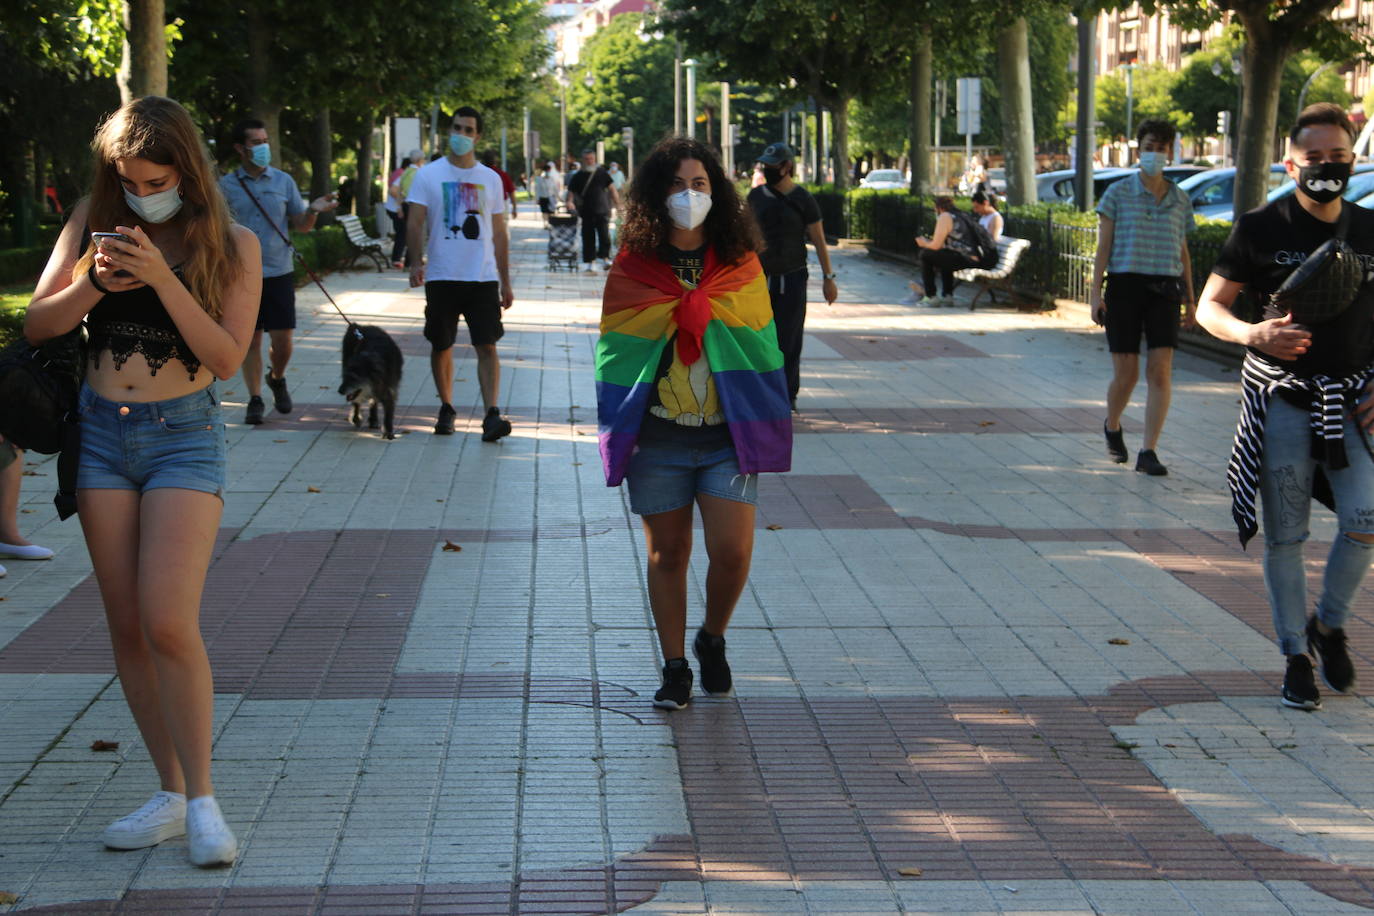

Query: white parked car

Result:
[859,169,909,190]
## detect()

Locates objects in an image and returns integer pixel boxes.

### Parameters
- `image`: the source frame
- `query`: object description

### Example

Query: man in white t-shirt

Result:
[407,106,514,439]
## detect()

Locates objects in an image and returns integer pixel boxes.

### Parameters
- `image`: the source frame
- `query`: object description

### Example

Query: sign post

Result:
[956,77,981,182]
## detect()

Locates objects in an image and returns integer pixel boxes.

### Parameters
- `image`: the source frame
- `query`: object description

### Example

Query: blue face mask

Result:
[1138,150,1166,176]
[449,132,474,157]
[250,143,271,168]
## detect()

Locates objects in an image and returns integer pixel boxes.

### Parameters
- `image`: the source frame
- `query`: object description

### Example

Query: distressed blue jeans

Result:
[1259,396,1374,656]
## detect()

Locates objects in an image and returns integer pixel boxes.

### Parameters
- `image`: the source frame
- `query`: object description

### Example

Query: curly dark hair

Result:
[618,137,759,264]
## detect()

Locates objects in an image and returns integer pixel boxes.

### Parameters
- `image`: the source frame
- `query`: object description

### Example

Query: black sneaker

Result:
[1307,615,1356,693]
[1135,449,1168,476]
[1104,422,1128,463]
[653,658,692,710]
[434,403,456,435]
[481,407,512,442]
[244,396,265,426]
[693,628,733,697]
[1281,654,1322,710]
[265,373,292,414]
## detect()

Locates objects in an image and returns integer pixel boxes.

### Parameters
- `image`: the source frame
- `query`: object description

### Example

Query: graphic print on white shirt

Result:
[443,181,485,240]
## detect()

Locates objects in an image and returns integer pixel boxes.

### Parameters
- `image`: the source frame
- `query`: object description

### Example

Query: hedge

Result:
[289,225,352,285]
[0,247,52,287]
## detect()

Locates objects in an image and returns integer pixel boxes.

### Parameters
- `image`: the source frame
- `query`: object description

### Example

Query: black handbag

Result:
[1273,206,1366,323]
[0,326,84,455]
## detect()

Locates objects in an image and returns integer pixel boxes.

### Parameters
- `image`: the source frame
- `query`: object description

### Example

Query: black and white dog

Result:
[338,324,403,439]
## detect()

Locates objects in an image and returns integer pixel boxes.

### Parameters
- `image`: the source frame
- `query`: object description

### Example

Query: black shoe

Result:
[481,407,512,442]
[653,658,693,710]
[1135,449,1168,476]
[244,396,265,425]
[265,373,292,414]
[1307,615,1356,693]
[434,403,456,435]
[1104,422,1127,463]
[693,628,733,697]
[1281,654,1322,710]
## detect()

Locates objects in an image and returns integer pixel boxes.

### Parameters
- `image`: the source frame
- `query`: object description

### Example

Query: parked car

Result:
[1034,167,1135,204]
[859,168,909,190]
[985,167,1007,194]
[1214,162,1374,221]
[1177,165,1290,219]
[1162,165,1208,184]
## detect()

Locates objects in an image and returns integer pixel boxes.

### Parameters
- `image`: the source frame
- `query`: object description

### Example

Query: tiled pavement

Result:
[2,215,1374,915]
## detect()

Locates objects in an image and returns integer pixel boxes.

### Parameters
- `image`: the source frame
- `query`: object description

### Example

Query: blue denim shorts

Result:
[77,383,227,500]
[625,443,758,516]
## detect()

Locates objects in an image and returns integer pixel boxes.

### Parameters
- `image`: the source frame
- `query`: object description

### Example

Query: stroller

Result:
[547,210,579,271]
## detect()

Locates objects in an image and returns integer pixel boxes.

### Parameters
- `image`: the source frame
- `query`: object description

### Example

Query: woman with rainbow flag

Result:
[595,137,793,710]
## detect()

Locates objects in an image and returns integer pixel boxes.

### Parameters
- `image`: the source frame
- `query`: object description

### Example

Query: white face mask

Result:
[124,183,183,223]
[667,188,712,230]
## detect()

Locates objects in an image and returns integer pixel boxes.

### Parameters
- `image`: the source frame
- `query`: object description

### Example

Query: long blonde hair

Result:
[72,96,239,320]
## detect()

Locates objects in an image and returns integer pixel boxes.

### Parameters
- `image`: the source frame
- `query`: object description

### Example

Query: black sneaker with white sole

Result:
[1281,654,1322,710]
[653,657,693,710]
[1307,615,1356,693]
[693,628,733,697]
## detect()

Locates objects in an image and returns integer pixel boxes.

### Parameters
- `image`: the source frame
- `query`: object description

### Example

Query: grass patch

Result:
[0,283,31,348]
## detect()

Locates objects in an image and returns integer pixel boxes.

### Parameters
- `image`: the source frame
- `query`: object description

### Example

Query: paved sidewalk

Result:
[2,214,1373,914]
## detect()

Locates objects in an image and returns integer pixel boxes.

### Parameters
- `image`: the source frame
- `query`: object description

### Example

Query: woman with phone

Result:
[23,96,261,866]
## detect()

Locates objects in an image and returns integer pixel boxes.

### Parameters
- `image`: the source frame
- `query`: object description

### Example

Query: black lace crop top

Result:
[87,270,202,380]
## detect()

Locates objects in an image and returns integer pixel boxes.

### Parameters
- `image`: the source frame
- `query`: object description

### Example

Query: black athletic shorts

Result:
[424,280,504,350]
[256,273,297,331]
[1103,272,1182,354]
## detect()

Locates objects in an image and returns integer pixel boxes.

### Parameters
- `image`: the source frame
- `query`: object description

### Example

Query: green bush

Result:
[0,247,51,286]
[289,225,351,285]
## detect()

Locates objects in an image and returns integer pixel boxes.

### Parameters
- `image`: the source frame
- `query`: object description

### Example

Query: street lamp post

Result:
[1123,62,1136,149]
[1297,61,1337,114]
[683,59,698,140]
[555,63,570,170]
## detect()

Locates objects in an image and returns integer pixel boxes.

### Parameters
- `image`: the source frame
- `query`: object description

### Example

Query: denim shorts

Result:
[625,443,758,516]
[77,383,227,500]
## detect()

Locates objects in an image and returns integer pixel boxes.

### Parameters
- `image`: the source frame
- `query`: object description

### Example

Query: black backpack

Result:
[951,209,998,268]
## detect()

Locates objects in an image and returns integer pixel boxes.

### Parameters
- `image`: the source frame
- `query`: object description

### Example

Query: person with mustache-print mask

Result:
[1090,118,1196,478]
[1197,103,1374,712]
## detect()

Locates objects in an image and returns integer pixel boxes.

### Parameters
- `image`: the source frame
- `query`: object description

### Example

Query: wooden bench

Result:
[954,235,1031,311]
[337,214,389,271]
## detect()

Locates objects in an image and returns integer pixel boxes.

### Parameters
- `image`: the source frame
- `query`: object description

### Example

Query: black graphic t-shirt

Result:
[568,166,614,217]
[747,184,822,276]
[1213,195,1374,378]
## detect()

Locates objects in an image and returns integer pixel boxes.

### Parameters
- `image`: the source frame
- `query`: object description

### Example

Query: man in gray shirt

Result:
[220,118,337,425]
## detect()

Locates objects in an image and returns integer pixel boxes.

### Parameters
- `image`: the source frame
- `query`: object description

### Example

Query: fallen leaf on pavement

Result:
[273,439,288,443]
[306,486,321,493]
[977,421,995,427]
[376,593,390,598]
[898,867,922,877]
[0,892,18,905]
[766,524,784,531]
[1107,637,1130,646]
[90,740,119,752]
[442,540,463,552]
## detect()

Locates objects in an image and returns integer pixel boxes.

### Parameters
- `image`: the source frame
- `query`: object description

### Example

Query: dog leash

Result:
[235,173,363,339]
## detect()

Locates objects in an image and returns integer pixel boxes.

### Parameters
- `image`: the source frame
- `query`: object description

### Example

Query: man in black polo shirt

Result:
[746,143,838,411]
[1196,103,1374,711]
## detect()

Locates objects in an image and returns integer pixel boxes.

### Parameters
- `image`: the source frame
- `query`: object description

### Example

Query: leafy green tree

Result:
[1091,62,1180,141]
[566,14,674,155]
[661,0,910,189]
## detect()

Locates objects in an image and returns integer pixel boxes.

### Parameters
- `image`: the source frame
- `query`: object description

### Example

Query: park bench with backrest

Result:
[336,214,388,271]
[954,235,1031,310]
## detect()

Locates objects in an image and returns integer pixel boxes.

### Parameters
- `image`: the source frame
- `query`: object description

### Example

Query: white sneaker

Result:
[600,259,612,271]
[0,542,54,560]
[938,295,956,307]
[186,795,237,867]
[102,791,186,849]
[917,296,939,307]
[583,266,598,275]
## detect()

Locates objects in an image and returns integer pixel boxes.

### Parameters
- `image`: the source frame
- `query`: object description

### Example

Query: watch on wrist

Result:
[823,272,837,280]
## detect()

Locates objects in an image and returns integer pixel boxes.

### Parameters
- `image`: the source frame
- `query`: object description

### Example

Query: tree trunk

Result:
[117,0,167,104]
[1233,23,1287,216]
[1074,7,1097,211]
[245,3,281,148]
[308,108,334,226]
[356,112,376,219]
[909,29,932,196]
[996,17,1038,205]
[831,100,851,191]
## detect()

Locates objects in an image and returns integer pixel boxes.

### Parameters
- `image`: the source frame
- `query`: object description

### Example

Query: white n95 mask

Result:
[667,188,712,230]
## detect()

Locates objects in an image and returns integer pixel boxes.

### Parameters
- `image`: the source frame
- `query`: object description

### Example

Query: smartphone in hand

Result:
[90,232,135,276]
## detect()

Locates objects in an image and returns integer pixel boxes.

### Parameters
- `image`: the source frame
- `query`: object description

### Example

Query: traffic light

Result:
[1217,111,1231,135]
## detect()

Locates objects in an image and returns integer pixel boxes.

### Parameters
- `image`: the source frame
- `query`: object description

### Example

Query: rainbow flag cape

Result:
[595,247,792,486]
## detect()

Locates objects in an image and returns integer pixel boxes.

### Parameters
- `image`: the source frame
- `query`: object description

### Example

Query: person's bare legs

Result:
[696,493,755,637]
[266,329,294,381]
[1142,346,1174,452]
[430,347,454,405]
[79,489,184,794]
[1105,352,1140,433]
[136,487,222,800]
[640,504,694,660]
[0,445,34,546]
[241,329,265,399]
[474,343,501,412]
